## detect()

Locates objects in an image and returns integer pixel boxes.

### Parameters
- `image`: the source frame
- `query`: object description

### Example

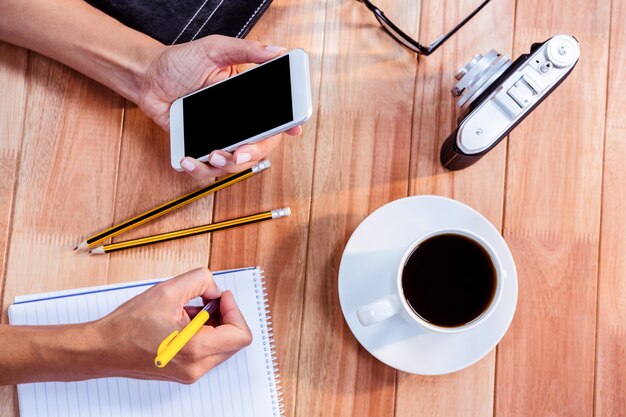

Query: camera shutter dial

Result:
[546,35,580,68]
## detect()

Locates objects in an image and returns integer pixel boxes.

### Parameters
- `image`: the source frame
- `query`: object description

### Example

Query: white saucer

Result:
[338,195,518,375]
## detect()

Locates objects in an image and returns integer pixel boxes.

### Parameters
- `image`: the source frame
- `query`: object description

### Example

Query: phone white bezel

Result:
[169,48,313,171]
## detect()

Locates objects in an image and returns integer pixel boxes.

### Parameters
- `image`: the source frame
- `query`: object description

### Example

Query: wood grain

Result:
[398,0,515,415]
[0,41,28,417]
[594,0,626,415]
[1,0,625,416]
[0,42,27,316]
[207,1,326,416]
[295,0,418,415]
[106,103,211,283]
[496,0,611,416]
[0,53,124,416]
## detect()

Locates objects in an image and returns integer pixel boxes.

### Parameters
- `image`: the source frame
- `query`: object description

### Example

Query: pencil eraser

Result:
[252,160,271,173]
[271,207,291,218]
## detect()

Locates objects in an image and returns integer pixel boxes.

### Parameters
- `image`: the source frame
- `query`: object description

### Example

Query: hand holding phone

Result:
[169,48,312,173]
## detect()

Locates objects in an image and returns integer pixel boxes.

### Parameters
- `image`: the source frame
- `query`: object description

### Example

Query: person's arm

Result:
[0,268,252,385]
[0,0,302,180]
[0,0,159,106]
[0,322,106,383]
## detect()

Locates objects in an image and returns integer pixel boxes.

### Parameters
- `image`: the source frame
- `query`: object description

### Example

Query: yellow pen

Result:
[154,298,220,368]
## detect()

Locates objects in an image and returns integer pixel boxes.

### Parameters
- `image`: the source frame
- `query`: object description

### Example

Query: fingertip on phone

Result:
[180,158,196,172]
[235,152,252,165]
[209,153,228,167]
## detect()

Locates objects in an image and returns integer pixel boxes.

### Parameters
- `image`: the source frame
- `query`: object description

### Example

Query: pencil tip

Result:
[74,241,89,252]
[89,246,105,255]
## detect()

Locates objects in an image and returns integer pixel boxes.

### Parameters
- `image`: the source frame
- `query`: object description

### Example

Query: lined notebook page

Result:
[8,267,283,417]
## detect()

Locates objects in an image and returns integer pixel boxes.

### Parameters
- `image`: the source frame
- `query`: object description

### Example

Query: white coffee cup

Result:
[356,228,504,334]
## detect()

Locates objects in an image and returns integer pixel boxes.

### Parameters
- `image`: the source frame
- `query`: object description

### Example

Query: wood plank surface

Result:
[206,1,326,416]
[295,0,418,415]
[1,0,625,416]
[105,102,211,283]
[0,53,124,415]
[495,0,611,416]
[397,1,515,416]
[0,41,28,417]
[595,0,626,415]
[0,42,27,315]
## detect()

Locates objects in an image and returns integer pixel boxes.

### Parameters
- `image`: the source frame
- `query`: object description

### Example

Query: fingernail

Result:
[266,45,287,53]
[236,152,251,164]
[181,158,196,172]
[209,154,227,167]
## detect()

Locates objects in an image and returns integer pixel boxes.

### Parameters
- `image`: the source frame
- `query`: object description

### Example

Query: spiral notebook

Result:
[8,267,283,417]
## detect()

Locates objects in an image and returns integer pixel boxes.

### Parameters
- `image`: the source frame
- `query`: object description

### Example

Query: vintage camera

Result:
[440,34,580,170]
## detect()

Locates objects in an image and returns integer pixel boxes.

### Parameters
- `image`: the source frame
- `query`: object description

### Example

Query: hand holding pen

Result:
[155,297,221,368]
[95,268,252,384]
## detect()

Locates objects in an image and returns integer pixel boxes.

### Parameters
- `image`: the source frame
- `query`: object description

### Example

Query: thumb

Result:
[204,35,287,67]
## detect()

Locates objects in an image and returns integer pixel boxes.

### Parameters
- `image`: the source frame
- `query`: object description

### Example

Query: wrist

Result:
[36,323,110,381]
[116,42,165,105]
[79,37,165,105]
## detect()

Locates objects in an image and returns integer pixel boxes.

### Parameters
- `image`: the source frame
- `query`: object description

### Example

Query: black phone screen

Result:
[182,55,293,158]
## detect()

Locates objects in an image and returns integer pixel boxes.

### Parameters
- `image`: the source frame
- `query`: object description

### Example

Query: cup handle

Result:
[356,295,402,326]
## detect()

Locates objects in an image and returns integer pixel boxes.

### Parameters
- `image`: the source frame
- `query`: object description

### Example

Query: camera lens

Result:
[454,55,482,82]
[452,50,512,109]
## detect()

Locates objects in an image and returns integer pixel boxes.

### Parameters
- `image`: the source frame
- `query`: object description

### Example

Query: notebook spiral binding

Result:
[254,268,285,417]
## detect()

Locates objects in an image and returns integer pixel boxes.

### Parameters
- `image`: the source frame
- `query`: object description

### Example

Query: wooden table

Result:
[1,0,624,415]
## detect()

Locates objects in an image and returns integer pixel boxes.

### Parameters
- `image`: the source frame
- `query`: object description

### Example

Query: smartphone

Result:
[169,48,312,170]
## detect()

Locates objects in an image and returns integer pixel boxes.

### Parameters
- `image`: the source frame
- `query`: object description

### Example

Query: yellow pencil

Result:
[74,160,271,252]
[89,208,291,254]
[155,298,220,368]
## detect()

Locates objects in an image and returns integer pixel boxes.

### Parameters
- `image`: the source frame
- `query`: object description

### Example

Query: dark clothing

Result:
[85,0,273,44]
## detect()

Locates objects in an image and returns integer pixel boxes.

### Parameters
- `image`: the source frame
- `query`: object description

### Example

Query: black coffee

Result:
[401,233,496,328]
